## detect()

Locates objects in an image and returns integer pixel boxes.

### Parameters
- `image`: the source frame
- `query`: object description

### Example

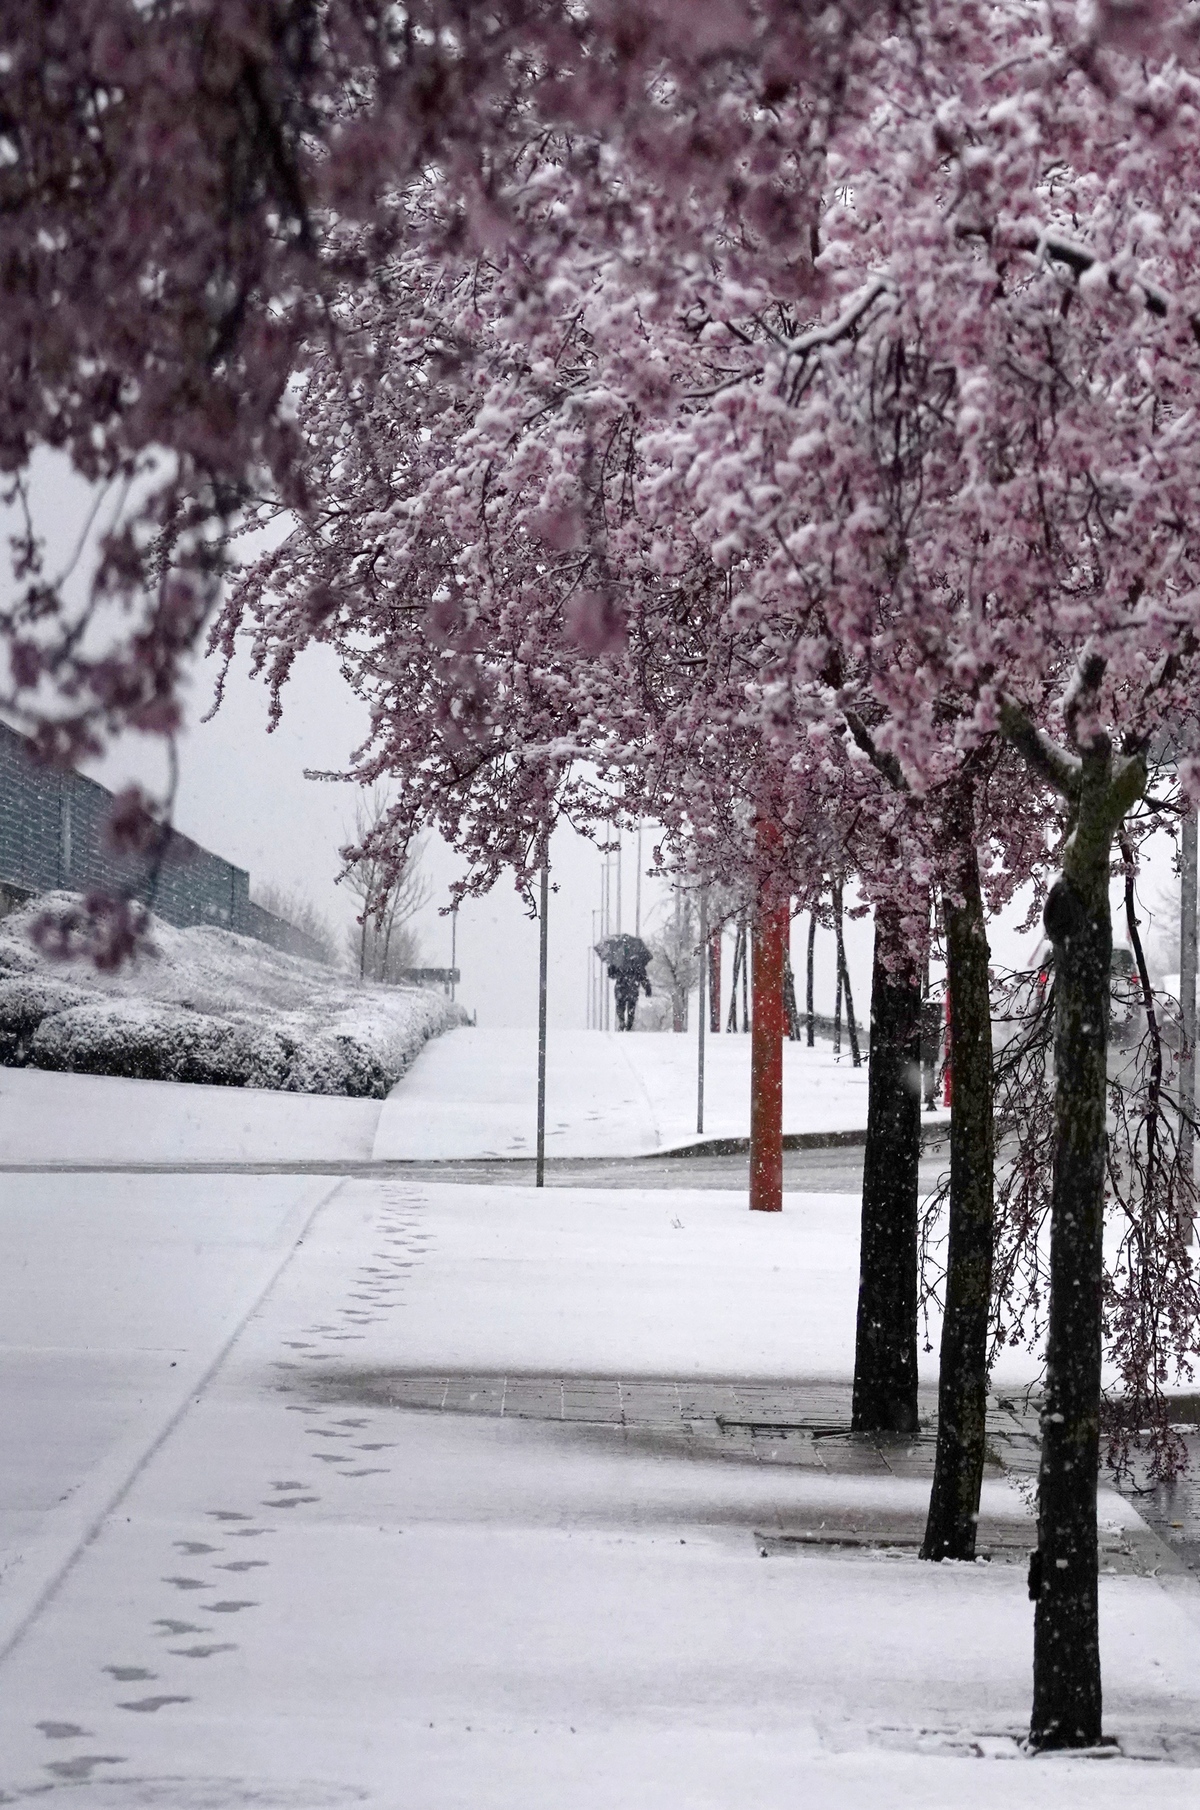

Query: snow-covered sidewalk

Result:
[2,1169,1198,1805]
[371,1025,904,1160]
[1,1025,931,1167]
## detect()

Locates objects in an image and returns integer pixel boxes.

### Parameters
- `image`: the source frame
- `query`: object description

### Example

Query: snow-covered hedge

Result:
[0,894,465,1096]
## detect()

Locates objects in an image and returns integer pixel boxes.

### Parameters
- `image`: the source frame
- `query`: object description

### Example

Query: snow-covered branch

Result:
[996,697,1081,799]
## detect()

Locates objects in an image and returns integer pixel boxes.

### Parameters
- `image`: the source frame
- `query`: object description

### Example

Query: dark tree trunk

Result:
[783,955,801,1039]
[842,950,861,1066]
[1029,763,1117,1749]
[995,685,1147,1749]
[741,914,750,1031]
[851,902,921,1434]
[726,923,742,1034]
[806,910,816,1047]
[832,880,861,1066]
[922,831,994,1561]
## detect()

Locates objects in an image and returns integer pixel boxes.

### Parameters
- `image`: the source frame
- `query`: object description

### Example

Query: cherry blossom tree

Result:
[217,7,1200,1740]
[4,0,1198,772]
[14,0,1200,1756]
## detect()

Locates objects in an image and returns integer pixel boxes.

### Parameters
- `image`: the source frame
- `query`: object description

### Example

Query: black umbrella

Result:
[594,932,651,974]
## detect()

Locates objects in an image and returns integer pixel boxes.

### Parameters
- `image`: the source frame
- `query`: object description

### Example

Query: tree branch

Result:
[1005,227,1200,346]
[996,695,1081,798]
[842,708,907,792]
[782,276,895,359]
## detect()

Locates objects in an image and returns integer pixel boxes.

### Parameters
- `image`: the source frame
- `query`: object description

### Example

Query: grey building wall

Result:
[0,721,326,965]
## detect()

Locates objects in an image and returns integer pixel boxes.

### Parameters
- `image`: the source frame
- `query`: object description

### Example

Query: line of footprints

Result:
[26,1188,431,1792]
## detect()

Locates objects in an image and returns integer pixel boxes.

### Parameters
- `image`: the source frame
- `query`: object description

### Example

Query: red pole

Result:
[943,990,953,1108]
[709,929,722,1033]
[750,896,787,1213]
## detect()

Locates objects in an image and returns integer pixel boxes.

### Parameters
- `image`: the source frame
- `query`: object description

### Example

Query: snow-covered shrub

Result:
[0,892,466,1095]
[0,975,94,1065]
[31,1001,291,1087]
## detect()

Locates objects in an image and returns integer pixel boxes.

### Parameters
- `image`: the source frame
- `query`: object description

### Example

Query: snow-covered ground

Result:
[3,1163,1198,1805]
[0,1024,923,1166]
[372,1025,917,1160]
[0,1066,382,1165]
[0,893,464,1097]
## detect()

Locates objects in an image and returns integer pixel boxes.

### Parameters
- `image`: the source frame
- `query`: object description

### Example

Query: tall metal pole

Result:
[450,904,458,1003]
[602,854,610,1031]
[635,824,643,937]
[616,833,623,934]
[697,887,707,1134]
[537,862,549,1188]
[1182,804,1197,1244]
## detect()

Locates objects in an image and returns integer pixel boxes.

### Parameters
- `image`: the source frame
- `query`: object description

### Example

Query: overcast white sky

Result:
[7,452,1187,1029]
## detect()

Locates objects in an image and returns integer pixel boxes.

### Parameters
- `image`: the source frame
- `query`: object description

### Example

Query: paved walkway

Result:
[371,1026,889,1160]
[3,1169,1200,1802]
[305,1367,1200,1579]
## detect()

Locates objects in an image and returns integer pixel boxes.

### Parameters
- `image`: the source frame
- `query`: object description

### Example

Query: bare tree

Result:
[648,887,699,1032]
[250,882,339,966]
[342,789,432,983]
[342,915,425,984]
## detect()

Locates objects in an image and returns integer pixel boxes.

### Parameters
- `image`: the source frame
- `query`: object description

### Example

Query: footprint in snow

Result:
[36,1722,90,1739]
[44,1756,126,1781]
[102,1666,156,1682]
[174,1541,219,1556]
[152,1620,206,1637]
[117,1696,191,1713]
[161,1576,208,1591]
[204,1600,257,1614]
[168,1643,237,1659]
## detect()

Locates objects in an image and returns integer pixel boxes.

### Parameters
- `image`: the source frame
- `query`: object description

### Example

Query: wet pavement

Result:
[0,1140,951,1193]
[1118,1427,1200,1582]
[303,1367,1200,1580]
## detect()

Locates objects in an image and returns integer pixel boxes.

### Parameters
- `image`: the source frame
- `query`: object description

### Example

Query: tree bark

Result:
[831,880,862,1064]
[996,692,1146,1750]
[726,923,742,1033]
[806,910,816,1047]
[851,903,921,1433]
[709,929,722,1033]
[783,955,801,1039]
[922,831,994,1561]
[1029,770,1116,1748]
[741,914,750,1031]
